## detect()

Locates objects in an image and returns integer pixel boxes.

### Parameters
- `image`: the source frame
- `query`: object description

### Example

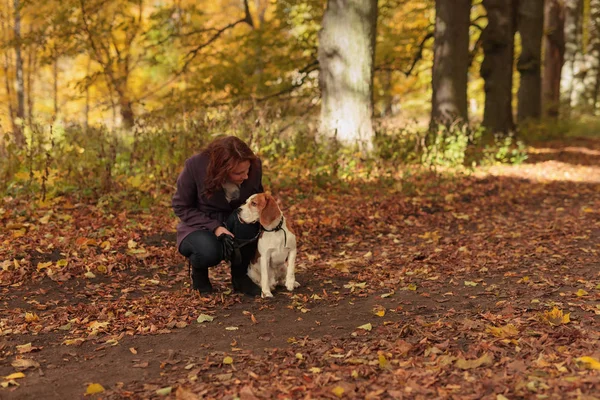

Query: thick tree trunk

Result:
[481,0,517,134]
[430,0,471,128]
[318,0,378,151]
[570,0,599,111]
[585,0,600,112]
[542,0,566,118]
[13,0,25,146]
[517,0,544,122]
[571,0,589,110]
[0,1,17,139]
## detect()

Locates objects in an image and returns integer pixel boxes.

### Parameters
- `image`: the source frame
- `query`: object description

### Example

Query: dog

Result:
[238,193,298,298]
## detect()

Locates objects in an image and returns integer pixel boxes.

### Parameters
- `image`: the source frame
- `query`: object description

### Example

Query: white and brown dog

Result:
[238,193,298,298]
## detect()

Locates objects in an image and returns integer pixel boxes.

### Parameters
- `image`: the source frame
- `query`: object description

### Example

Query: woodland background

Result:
[1,0,600,399]
[0,0,598,199]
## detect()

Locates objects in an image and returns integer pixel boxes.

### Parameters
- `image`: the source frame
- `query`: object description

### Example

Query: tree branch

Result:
[402,32,434,76]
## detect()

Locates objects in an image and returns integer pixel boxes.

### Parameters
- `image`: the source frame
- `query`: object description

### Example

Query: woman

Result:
[172,136,263,296]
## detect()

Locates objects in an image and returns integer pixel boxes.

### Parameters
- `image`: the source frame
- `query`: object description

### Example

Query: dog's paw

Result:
[286,280,299,291]
[261,290,274,298]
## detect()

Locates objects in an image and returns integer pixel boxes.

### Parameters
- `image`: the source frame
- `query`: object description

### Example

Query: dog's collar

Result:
[261,216,286,247]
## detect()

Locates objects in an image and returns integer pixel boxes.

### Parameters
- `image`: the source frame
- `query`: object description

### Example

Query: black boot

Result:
[192,267,213,294]
[231,265,261,297]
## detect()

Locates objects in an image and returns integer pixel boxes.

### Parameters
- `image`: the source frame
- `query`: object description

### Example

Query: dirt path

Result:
[1,138,599,399]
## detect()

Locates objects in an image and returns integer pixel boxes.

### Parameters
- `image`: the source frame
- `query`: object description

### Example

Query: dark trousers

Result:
[179,212,260,273]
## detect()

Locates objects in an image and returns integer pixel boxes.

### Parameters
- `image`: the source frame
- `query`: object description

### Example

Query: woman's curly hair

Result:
[202,136,257,198]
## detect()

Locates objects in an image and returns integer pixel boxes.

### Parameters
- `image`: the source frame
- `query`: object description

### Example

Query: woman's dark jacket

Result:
[172,152,263,250]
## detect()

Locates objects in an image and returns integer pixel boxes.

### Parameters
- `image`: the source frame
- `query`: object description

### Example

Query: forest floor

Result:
[1,137,599,400]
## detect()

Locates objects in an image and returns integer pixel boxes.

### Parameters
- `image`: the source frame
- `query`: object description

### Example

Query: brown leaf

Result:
[11,358,40,371]
[175,386,200,400]
[455,353,494,370]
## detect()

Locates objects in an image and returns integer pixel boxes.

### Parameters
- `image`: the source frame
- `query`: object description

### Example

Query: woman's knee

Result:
[180,231,223,268]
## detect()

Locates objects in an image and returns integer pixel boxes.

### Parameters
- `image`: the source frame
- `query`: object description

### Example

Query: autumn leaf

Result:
[25,312,39,322]
[331,386,345,398]
[378,353,388,368]
[85,383,105,395]
[486,324,519,338]
[357,323,372,331]
[372,306,386,317]
[197,314,214,323]
[455,353,494,369]
[156,387,172,396]
[541,307,570,326]
[575,356,600,370]
[223,356,233,365]
[4,372,26,380]
[11,358,40,371]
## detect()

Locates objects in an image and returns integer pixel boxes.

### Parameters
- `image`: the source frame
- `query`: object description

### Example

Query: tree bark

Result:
[1,0,16,139]
[53,47,59,121]
[481,0,517,134]
[430,0,471,128]
[318,0,378,151]
[561,0,583,112]
[26,41,36,126]
[516,0,544,122]
[542,0,566,118]
[585,0,600,112]
[569,0,600,111]
[13,0,25,145]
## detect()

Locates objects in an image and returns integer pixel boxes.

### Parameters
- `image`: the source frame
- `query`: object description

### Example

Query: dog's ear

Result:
[259,194,280,227]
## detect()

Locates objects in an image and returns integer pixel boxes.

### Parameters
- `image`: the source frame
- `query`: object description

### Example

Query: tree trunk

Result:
[584,0,600,112]
[13,0,25,145]
[516,0,544,122]
[561,0,583,112]
[84,58,91,132]
[26,42,36,126]
[542,0,566,118]
[430,0,471,128]
[481,0,517,134]
[318,0,378,151]
[1,1,16,139]
[53,48,59,121]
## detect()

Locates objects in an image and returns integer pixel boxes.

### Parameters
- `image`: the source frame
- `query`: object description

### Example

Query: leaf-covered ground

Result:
[1,138,599,399]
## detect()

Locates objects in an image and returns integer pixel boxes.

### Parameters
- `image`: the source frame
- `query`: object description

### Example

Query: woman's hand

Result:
[215,226,234,238]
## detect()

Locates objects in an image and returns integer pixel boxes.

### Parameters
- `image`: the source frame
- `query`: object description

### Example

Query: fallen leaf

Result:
[378,354,388,368]
[129,347,137,355]
[197,314,214,323]
[542,307,570,326]
[4,372,26,380]
[175,386,200,400]
[223,356,233,365]
[11,358,40,371]
[16,343,35,354]
[357,323,372,331]
[455,353,494,370]
[225,326,239,331]
[156,386,172,396]
[332,386,345,398]
[464,281,478,287]
[576,356,600,370]
[85,383,105,395]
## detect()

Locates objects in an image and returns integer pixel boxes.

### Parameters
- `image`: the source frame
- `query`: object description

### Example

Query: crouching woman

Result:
[172,136,262,296]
